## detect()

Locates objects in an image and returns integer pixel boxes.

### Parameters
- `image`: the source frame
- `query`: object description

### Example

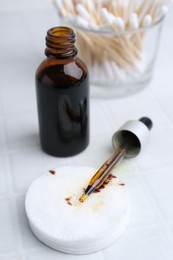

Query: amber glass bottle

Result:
[35,27,89,157]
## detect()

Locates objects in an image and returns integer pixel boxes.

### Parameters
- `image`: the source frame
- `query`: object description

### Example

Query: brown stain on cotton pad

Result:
[64,173,125,208]
[65,194,82,207]
[49,170,56,175]
[65,197,72,206]
[92,200,105,212]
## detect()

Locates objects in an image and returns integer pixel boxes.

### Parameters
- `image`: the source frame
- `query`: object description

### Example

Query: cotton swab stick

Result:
[63,0,75,14]
[53,0,66,18]
[129,12,141,47]
[137,0,153,24]
[121,0,130,23]
[85,0,103,25]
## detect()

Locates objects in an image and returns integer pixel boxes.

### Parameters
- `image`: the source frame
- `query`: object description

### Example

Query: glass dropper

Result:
[79,117,153,203]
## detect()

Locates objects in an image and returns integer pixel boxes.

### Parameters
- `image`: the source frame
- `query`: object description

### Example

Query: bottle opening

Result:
[48,27,74,38]
[45,26,77,58]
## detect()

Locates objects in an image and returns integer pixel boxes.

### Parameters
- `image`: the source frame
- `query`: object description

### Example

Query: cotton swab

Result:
[76,4,91,21]
[100,8,125,32]
[63,0,75,14]
[114,17,125,31]
[129,13,139,30]
[143,15,152,27]
[53,0,67,18]
[100,8,114,25]
[155,5,169,21]
[75,15,89,29]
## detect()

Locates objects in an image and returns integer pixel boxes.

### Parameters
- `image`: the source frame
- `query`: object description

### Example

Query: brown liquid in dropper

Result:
[79,140,130,202]
[93,174,117,193]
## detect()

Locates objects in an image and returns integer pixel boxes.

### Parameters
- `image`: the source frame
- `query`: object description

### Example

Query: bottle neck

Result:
[45,27,78,59]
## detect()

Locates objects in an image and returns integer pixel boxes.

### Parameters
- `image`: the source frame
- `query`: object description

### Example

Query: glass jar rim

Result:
[70,15,165,36]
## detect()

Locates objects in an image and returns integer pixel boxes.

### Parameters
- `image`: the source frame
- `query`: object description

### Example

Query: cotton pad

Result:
[25,166,130,254]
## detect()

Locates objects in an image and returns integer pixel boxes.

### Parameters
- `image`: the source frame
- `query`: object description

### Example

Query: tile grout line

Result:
[0,131,113,155]
[0,115,26,256]
[137,165,173,175]
[141,174,171,222]
[155,96,173,126]
[99,101,119,131]
[136,161,173,173]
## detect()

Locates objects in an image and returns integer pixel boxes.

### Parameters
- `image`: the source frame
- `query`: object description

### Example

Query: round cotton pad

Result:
[25,166,130,254]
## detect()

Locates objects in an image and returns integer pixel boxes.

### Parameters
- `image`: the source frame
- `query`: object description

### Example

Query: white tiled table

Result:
[0,2,173,260]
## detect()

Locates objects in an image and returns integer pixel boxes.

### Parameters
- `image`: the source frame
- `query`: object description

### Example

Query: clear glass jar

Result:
[74,17,165,98]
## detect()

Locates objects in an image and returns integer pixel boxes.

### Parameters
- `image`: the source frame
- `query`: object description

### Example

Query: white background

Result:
[0,1,173,259]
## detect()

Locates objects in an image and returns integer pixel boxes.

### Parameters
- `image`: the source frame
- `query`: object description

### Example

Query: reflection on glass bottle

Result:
[58,95,88,143]
[79,98,87,136]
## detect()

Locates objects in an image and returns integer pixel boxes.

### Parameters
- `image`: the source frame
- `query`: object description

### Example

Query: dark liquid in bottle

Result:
[36,59,89,157]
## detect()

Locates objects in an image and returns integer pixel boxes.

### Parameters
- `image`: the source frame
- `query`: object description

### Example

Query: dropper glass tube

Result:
[79,141,128,203]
